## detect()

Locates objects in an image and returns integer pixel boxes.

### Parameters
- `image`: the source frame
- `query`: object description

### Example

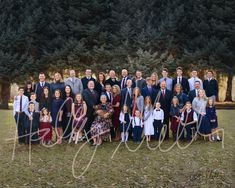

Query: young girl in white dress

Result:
[143,96,154,141]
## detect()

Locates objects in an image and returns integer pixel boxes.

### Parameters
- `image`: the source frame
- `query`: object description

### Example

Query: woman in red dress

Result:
[112,85,121,141]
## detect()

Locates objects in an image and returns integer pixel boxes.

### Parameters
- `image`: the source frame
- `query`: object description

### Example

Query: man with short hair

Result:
[132,70,146,91]
[203,70,218,100]
[188,69,203,91]
[65,69,83,94]
[81,69,96,90]
[120,69,131,89]
[34,72,50,102]
[172,67,189,94]
[159,68,173,91]
[104,70,120,87]
[82,80,100,140]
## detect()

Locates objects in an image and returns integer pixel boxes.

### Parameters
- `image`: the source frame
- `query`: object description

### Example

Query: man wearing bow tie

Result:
[34,72,50,102]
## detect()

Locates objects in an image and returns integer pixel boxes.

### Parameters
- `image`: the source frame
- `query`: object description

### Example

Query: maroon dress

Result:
[72,103,86,131]
[39,115,52,142]
[112,94,121,129]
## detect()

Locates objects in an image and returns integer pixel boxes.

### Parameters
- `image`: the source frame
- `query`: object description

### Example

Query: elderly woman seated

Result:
[90,94,114,146]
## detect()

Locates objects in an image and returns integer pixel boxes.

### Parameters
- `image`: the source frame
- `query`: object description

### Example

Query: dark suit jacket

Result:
[82,89,99,116]
[120,87,132,108]
[141,87,157,104]
[203,79,218,97]
[120,76,132,89]
[34,82,50,102]
[104,78,120,87]
[172,77,189,94]
[81,77,96,90]
[101,91,112,103]
[188,89,197,103]
[157,89,172,114]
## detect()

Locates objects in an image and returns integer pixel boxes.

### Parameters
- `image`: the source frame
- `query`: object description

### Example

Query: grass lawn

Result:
[0,110,234,187]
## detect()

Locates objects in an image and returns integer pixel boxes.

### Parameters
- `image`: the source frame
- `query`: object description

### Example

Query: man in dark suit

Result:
[188,81,201,103]
[120,69,132,90]
[172,67,189,94]
[104,70,120,87]
[34,72,50,102]
[81,69,97,90]
[141,77,157,104]
[132,70,146,90]
[120,79,133,109]
[82,80,100,140]
[157,81,172,140]
[102,83,113,103]
[203,70,218,99]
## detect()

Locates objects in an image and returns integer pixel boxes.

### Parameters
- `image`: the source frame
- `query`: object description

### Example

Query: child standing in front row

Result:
[40,108,52,145]
[119,105,131,142]
[132,110,143,143]
[143,96,154,142]
[180,102,198,141]
[153,102,164,140]
[206,98,221,141]
[170,97,181,141]
[25,102,40,144]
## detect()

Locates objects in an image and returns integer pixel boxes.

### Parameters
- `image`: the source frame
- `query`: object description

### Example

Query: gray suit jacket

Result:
[65,77,83,94]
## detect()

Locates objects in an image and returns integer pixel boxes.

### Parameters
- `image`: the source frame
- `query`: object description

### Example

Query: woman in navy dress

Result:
[24,81,34,100]
[192,89,211,140]
[39,87,51,112]
[62,85,74,140]
[51,89,64,144]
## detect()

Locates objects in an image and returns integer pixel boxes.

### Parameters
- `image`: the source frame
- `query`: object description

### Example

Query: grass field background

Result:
[0,110,234,187]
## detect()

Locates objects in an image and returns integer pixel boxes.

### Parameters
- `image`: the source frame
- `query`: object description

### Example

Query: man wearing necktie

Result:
[121,79,133,109]
[172,67,190,94]
[13,87,29,144]
[188,81,201,103]
[141,77,157,104]
[102,83,113,103]
[157,81,172,140]
[34,72,50,102]
[82,80,99,140]
[159,68,173,91]
[120,69,131,89]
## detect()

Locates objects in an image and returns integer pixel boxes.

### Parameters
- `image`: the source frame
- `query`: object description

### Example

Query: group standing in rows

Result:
[13,67,221,146]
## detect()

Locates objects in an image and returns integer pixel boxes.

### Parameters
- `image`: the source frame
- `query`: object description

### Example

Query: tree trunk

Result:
[0,82,10,109]
[225,71,233,102]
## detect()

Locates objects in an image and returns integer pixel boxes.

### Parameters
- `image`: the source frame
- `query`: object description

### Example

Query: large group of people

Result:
[13,67,221,146]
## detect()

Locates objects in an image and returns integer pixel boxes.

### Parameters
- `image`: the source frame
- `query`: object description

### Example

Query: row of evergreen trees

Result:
[0,0,234,108]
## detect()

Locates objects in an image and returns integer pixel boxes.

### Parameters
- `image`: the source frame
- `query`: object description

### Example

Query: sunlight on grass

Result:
[0,110,234,187]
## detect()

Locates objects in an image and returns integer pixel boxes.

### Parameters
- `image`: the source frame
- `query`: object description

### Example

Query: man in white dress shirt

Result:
[65,69,83,94]
[188,69,203,91]
[13,87,29,144]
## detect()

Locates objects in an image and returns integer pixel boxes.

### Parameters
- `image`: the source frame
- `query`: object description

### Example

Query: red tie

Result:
[162,90,165,98]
